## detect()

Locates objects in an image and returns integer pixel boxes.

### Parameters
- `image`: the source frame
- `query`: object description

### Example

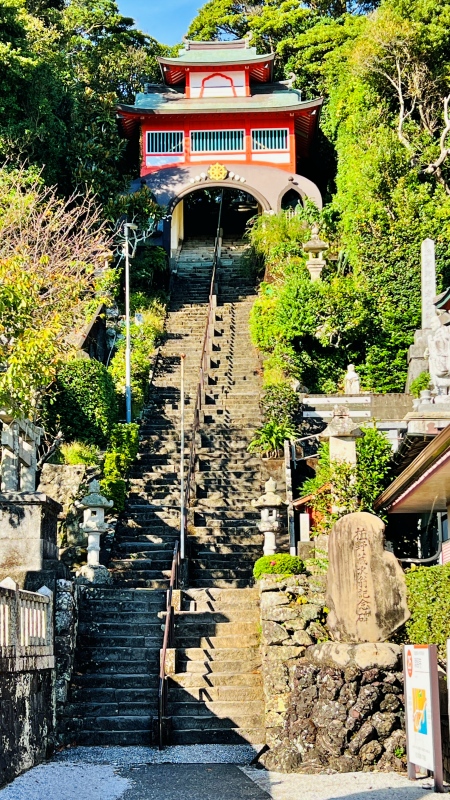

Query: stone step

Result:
[66,731,153,746]
[65,700,155,717]
[168,700,262,717]
[174,621,258,637]
[75,660,159,675]
[174,634,259,649]
[177,658,261,675]
[169,728,264,745]
[74,715,153,732]
[71,673,155,689]
[170,714,264,731]
[169,671,262,688]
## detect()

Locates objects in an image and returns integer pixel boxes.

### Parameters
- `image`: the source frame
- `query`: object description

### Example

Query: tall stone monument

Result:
[407,238,437,388]
[326,511,410,643]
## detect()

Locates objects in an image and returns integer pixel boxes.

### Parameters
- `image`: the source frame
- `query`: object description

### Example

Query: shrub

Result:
[109,300,165,417]
[404,564,450,659]
[100,423,139,512]
[248,419,298,457]
[261,383,300,425]
[45,359,119,446]
[410,371,431,398]
[253,554,305,580]
[101,452,127,512]
[60,441,100,466]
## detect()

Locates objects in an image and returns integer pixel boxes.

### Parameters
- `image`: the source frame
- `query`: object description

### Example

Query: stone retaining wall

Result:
[258,574,408,774]
[260,642,406,773]
[54,579,79,742]
[258,573,328,747]
[0,669,54,787]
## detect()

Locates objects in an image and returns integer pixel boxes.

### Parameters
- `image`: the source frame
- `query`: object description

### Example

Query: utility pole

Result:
[123,222,137,424]
[180,353,186,560]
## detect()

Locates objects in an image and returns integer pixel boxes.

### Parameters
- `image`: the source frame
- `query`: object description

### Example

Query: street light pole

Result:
[123,222,137,424]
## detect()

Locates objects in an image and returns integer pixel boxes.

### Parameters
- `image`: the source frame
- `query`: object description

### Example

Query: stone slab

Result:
[305,641,402,671]
[326,512,409,643]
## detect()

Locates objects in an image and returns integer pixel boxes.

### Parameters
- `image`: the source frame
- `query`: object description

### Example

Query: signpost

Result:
[404,644,444,792]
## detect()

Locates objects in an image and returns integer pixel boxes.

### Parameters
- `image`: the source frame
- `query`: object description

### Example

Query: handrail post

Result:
[180,354,186,561]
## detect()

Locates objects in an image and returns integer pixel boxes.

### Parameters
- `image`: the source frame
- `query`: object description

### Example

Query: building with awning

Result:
[375,424,450,564]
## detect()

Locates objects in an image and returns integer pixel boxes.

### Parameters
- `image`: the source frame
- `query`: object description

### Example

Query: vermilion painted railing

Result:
[158,540,180,749]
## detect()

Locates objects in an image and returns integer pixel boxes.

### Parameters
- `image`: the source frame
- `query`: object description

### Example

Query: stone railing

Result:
[0,578,54,672]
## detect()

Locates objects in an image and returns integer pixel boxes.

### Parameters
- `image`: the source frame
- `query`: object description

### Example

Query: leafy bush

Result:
[46,359,119,447]
[101,452,127,512]
[410,371,431,398]
[248,419,298,457]
[253,554,305,580]
[300,426,393,533]
[261,383,300,425]
[130,246,168,293]
[109,300,165,417]
[404,564,450,659]
[60,441,100,466]
[100,423,139,512]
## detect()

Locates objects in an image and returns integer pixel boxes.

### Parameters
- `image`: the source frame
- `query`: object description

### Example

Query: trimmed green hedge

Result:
[47,359,118,447]
[253,554,304,580]
[404,564,450,659]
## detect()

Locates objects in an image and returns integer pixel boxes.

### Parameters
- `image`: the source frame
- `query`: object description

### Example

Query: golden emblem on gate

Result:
[208,163,228,181]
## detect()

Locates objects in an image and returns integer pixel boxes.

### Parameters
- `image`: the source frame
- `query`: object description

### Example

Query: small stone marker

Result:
[326,511,409,643]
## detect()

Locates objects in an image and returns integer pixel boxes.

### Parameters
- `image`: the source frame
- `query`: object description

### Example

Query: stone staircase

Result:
[63,236,270,747]
[168,587,264,744]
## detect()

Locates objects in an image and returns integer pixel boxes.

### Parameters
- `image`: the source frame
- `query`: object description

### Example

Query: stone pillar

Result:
[1,419,43,493]
[421,238,437,331]
[0,492,63,592]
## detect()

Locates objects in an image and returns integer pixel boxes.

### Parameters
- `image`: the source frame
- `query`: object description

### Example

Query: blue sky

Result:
[118,0,202,45]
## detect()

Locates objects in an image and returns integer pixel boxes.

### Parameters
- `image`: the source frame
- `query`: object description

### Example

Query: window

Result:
[147,131,184,154]
[252,128,289,151]
[190,130,244,153]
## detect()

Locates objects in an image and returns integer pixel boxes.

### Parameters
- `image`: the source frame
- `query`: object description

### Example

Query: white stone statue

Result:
[427,321,450,400]
[344,364,360,395]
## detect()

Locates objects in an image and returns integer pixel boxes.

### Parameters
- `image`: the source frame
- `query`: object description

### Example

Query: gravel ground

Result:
[0,748,445,800]
[53,744,262,766]
[241,767,444,800]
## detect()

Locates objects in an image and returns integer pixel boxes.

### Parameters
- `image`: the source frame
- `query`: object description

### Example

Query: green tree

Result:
[0,166,111,418]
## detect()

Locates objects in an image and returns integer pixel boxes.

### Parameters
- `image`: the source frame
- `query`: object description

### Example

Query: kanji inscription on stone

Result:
[326,512,410,643]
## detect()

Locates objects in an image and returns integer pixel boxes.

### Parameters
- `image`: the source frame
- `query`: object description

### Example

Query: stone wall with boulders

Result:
[54,579,79,741]
[258,572,328,746]
[258,573,407,774]
[0,669,54,787]
[260,642,406,773]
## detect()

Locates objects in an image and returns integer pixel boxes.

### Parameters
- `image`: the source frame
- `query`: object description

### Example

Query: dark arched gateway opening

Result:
[170,186,262,255]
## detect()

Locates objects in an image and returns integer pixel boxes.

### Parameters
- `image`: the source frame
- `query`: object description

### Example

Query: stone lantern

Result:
[319,404,362,466]
[252,478,287,556]
[76,479,113,584]
[303,223,328,281]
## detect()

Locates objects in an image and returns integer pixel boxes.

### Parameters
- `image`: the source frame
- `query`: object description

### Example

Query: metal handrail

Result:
[182,191,224,554]
[158,540,180,749]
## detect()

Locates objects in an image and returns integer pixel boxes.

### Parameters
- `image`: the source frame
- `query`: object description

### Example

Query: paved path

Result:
[0,747,443,800]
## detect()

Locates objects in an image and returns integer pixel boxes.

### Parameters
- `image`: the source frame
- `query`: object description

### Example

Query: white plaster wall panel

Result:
[189,154,247,161]
[251,152,291,163]
[146,155,185,167]
[190,71,246,97]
